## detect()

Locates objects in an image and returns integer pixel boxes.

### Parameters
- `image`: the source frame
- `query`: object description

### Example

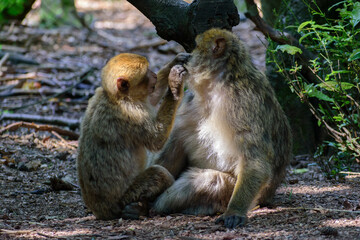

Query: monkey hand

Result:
[174,52,191,65]
[215,213,247,228]
[169,64,187,100]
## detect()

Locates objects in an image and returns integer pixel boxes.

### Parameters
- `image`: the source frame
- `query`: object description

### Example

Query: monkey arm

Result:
[152,91,194,177]
[153,127,188,178]
[144,88,182,151]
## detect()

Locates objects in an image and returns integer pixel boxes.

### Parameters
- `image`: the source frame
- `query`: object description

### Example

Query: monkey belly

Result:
[184,113,240,173]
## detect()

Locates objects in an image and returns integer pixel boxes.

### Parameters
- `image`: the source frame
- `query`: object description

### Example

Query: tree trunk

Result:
[127,0,240,52]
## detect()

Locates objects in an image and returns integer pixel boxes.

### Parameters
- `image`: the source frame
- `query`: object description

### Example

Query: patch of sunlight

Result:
[279,184,351,195]
[94,20,152,30]
[76,0,124,11]
[322,218,360,228]
[37,228,95,238]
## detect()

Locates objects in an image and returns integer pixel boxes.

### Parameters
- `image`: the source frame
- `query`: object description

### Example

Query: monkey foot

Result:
[121,201,149,220]
[215,214,246,228]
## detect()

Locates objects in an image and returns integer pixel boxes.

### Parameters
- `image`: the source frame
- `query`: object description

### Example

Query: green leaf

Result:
[311,24,341,31]
[7,5,24,16]
[351,2,360,27]
[324,70,351,81]
[318,119,322,127]
[304,83,334,102]
[275,45,302,55]
[318,81,354,91]
[297,20,314,32]
[348,48,360,61]
[299,32,315,44]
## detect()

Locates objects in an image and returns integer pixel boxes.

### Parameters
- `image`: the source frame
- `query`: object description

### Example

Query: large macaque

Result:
[77,53,188,220]
[153,29,293,228]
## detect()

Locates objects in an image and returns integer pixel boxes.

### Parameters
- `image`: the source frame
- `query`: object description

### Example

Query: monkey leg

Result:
[257,163,288,207]
[216,161,271,228]
[153,168,236,215]
[120,165,174,210]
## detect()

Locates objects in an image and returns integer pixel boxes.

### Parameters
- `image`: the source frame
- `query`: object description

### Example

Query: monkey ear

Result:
[117,78,130,93]
[212,37,226,58]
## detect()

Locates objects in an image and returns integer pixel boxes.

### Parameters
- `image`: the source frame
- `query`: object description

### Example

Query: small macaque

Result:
[77,53,188,220]
[153,29,293,228]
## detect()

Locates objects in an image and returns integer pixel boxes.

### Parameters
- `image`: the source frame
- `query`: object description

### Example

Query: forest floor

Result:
[1,0,360,239]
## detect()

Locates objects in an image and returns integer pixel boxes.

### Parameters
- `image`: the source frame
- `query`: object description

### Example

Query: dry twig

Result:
[1,113,80,129]
[0,229,35,234]
[129,39,168,51]
[0,121,79,139]
[281,207,360,214]
[0,51,39,65]
[5,67,95,111]
[0,53,10,68]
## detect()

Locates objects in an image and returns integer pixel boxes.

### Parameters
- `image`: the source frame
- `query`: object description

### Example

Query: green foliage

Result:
[0,0,28,23]
[269,0,360,177]
[276,44,303,55]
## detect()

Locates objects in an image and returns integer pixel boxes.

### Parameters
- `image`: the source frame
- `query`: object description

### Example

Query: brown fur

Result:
[77,53,186,220]
[153,29,293,228]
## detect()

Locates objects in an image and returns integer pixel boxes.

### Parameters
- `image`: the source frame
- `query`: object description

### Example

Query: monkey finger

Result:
[176,53,191,64]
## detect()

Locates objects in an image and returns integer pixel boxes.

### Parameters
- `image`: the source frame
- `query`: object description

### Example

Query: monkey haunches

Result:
[152,28,292,228]
[77,53,188,220]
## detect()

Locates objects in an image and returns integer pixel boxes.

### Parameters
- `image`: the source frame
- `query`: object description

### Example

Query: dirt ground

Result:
[0,1,359,239]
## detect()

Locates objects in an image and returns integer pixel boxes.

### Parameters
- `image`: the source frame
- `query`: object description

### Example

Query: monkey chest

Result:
[186,114,239,172]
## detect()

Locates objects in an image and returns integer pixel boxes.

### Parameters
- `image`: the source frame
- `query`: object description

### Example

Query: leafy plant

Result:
[269,0,360,176]
[0,0,32,24]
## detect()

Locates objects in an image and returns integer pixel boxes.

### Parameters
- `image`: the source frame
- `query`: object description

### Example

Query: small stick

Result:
[0,113,80,130]
[51,130,76,149]
[0,121,79,140]
[0,53,10,68]
[6,67,95,111]
[281,207,360,214]
[0,72,38,82]
[129,40,168,51]
[0,229,34,234]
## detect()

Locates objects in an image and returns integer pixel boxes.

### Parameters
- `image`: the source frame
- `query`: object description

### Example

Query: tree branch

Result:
[127,0,240,52]
[244,0,317,84]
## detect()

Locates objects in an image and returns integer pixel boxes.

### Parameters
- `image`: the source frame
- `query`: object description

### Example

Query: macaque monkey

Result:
[153,29,293,228]
[77,53,188,220]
